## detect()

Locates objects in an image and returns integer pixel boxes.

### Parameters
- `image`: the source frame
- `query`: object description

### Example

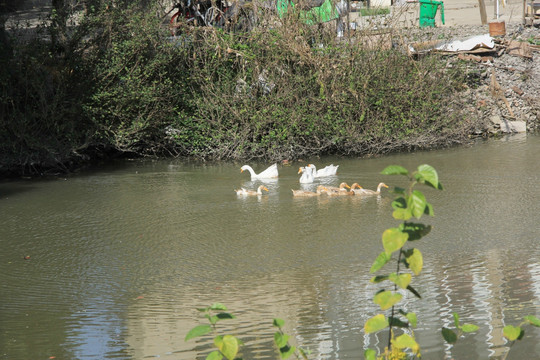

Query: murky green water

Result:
[1,134,540,359]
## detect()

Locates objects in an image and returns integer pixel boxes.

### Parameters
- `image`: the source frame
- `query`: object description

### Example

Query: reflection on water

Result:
[1,134,540,359]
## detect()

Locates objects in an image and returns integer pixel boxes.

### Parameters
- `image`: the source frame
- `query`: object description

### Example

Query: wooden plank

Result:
[478,0,488,24]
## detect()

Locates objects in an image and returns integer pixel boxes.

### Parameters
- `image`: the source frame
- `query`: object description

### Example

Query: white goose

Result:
[235,185,269,196]
[240,163,278,180]
[298,166,314,184]
[308,163,339,177]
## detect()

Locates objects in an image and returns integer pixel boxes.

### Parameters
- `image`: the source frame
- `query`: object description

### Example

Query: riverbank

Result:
[1,3,538,179]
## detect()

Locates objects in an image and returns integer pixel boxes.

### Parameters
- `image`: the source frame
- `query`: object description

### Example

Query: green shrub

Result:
[0,0,477,175]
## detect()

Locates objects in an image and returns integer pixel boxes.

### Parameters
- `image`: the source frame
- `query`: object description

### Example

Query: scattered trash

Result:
[488,20,506,37]
[457,53,493,63]
[409,34,495,55]
[436,34,494,52]
[505,40,533,59]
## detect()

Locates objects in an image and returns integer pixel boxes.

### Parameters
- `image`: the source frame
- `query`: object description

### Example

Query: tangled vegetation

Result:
[0,0,477,177]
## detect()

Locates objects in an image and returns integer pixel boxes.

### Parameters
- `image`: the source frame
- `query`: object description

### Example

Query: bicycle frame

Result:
[169,0,231,34]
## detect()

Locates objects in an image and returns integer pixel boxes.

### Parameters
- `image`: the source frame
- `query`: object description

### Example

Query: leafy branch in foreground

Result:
[185,304,309,359]
[441,312,479,344]
[273,318,310,359]
[500,315,540,360]
[364,164,443,359]
[185,303,241,360]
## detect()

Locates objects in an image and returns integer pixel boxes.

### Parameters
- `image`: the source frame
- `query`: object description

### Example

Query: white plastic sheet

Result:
[435,34,495,52]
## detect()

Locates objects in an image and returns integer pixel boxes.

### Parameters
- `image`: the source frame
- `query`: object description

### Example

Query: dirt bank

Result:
[405,21,540,135]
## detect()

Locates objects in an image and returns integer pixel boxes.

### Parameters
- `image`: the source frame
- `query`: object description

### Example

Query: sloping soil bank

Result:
[407,23,540,134]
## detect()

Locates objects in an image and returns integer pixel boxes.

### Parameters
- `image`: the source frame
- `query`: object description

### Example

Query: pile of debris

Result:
[406,23,540,136]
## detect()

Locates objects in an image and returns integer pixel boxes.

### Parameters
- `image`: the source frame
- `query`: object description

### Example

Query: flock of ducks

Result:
[235,163,388,198]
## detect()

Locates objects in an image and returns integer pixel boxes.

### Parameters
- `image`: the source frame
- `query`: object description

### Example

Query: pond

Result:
[1,133,540,359]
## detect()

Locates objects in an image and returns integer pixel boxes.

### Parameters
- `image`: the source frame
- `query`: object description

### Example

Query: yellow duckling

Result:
[326,182,354,196]
[350,183,364,195]
[355,182,388,196]
[292,185,328,197]
[235,185,269,196]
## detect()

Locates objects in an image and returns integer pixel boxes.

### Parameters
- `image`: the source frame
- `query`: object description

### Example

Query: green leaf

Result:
[399,222,431,241]
[453,312,460,329]
[503,325,524,341]
[406,312,418,328]
[185,324,212,341]
[206,351,223,360]
[214,336,223,348]
[424,202,434,216]
[298,347,310,360]
[416,164,442,189]
[393,334,420,354]
[382,228,408,255]
[389,273,412,289]
[210,303,228,311]
[388,316,409,328]
[207,314,219,324]
[462,324,479,333]
[216,313,235,320]
[407,285,422,299]
[381,165,409,176]
[364,349,377,360]
[371,275,389,283]
[279,344,296,359]
[393,207,413,221]
[364,314,389,334]
[370,252,391,273]
[392,198,412,221]
[216,335,239,360]
[408,190,427,219]
[405,248,423,275]
[373,291,402,310]
[442,327,458,344]
[406,285,422,299]
[392,197,407,210]
[524,315,540,327]
[273,318,285,328]
[274,332,289,348]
